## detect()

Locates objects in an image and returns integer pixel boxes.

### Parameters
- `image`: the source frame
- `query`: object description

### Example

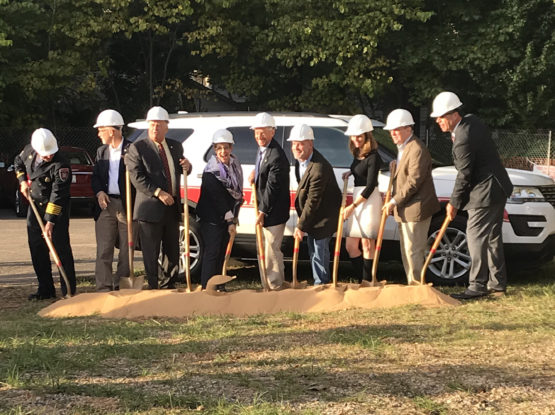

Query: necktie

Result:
[157,142,173,195]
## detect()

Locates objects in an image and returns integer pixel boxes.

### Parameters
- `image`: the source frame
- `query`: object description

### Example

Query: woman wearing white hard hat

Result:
[341,114,383,282]
[196,129,244,290]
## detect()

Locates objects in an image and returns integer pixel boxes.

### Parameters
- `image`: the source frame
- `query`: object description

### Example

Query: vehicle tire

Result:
[426,215,471,285]
[14,189,28,218]
[179,218,202,283]
[156,217,202,284]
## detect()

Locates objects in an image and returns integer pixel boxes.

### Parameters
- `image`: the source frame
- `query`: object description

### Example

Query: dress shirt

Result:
[299,152,313,180]
[107,140,122,195]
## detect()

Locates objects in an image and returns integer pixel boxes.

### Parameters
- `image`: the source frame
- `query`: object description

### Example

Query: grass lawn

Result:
[0,260,553,414]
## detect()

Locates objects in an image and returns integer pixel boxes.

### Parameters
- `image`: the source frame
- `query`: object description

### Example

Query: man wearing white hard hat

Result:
[197,129,243,290]
[14,128,77,300]
[126,106,192,289]
[382,109,440,285]
[289,124,341,285]
[91,109,132,291]
[248,112,290,290]
[431,92,513,299]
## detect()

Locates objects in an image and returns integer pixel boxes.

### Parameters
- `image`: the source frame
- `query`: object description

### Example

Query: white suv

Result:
[128,112,555,284]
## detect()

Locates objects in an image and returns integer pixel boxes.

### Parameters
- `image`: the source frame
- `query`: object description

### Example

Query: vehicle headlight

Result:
[507,186,546,203]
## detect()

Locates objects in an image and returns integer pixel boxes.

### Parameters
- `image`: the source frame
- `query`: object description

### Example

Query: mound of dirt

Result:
[38,283,459,318]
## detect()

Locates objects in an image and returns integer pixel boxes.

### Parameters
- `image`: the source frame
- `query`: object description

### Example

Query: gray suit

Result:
[451,114,513,293]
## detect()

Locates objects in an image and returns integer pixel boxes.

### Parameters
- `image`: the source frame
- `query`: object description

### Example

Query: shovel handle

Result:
[252,183,270,289]
[371,162,396,284]
[221,233,235,277]
[292,237,300,286]
[332,177,349,286]
[27,194,72,296]
[183,167,192,292]
[125,168,134,278]
[420,215,451,285]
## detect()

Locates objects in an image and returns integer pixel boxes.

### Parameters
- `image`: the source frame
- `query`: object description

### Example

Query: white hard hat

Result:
[430,92,463,117]
[287,124,314,141]
[212,129,234,144]
[250,112,276,129]
[31,128,58,157]
[93,109,124,128]
[383,109,415,130]
[146,106,169,121]
[344,114,373,136]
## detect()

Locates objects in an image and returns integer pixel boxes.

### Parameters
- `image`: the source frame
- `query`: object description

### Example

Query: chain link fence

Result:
[426,129,555,180]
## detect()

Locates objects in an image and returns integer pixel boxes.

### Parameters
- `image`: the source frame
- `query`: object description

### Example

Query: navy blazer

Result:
[126,137,185,222]
[255,139,290,227]
[91,139,132,221]
[450,114,513,210]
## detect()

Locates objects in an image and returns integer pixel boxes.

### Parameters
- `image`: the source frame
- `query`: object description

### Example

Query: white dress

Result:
[343,185,382,239]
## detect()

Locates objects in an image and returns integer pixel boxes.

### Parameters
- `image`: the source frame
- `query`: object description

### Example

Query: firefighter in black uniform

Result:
[14,128,77,300]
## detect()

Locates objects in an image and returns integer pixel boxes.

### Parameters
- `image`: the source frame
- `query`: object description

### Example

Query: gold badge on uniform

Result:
[45,177,51,183]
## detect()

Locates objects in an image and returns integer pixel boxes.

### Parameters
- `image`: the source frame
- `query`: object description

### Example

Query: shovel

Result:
[332,177,349,287]
[206,232,237,291]
[420,215,452,285]
[252,183,271,290]
[182,166,193,292]
[282,236,307,289]
[119,168,144,290]
[27,193,72,297]
[368,162,396,287]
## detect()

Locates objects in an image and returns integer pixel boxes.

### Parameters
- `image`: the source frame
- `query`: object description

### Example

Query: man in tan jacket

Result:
[382,109,440,284]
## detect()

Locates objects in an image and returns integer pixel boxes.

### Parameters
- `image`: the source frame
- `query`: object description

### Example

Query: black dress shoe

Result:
[450,290,489,300]
[28,292,56,301]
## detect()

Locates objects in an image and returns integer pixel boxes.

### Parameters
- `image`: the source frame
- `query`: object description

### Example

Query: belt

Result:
[108,194,121,199]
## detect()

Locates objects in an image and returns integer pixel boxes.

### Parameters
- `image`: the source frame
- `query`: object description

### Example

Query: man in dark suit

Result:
[431,92,513,299]
[248,112,290,290]
[382,109,440,285]
[91,109,132,291]
[126,106,192,289]
[289,124,341,285]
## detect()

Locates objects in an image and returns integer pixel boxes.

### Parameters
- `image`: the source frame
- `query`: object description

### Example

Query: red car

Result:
[0,146,95,217]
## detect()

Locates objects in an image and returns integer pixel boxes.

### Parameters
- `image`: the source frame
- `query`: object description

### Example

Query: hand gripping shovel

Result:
[119,167,144,290]
[206,231,237,292]
[420,215,452,285]
[332,177,349,287]
[27,194,72,297]
[252,183,271,291]
[367,162,396,287]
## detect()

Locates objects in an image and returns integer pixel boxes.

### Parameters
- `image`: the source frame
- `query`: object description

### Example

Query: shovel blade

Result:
[282,280,308,290]
[206,274,236,289]
[119,276,133,290]
[132,275,144,290]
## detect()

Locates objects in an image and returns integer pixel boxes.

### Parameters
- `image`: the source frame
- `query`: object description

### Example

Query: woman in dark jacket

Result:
[197,129,243,289]
[342,115,383,282]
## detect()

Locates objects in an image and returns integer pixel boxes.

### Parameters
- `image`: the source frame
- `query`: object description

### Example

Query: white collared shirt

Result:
[107,140,123,195]
[451,119,462,142]
[396,134,413,164]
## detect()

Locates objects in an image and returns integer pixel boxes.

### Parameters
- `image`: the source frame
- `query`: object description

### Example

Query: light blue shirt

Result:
[299,152,313,180]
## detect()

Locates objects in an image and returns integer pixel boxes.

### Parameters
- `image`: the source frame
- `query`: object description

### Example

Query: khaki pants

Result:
[261,223,286,289]
[398,217,431,284]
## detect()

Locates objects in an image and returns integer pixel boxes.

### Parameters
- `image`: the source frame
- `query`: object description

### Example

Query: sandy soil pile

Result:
[38,283,459,318]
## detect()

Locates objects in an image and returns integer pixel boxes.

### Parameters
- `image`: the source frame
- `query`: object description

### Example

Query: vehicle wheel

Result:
[14,189,28,217]
[426,215,471,285]
[156,217,202,284]
[179,218,202,283]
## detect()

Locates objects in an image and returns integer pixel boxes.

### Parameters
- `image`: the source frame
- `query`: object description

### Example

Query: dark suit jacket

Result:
[451,114,513,210]
[197,171,242,225]
[256,139,290,227]
[126,137,184,222]
[91,139,132,221]
[392,136,440,222]
[294,149,341,239]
